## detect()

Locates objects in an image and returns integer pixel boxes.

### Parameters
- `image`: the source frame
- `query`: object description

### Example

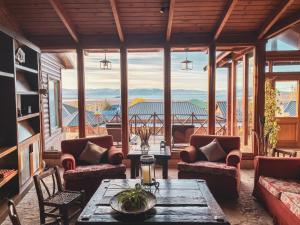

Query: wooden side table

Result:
[127,146,171,179]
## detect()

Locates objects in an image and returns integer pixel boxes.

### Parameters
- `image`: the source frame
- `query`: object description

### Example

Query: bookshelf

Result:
[0,28,42,202]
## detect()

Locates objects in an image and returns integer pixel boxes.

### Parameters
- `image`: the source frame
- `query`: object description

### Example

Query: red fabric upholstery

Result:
[60,135,126,199]
[253,157,300,225]
[178,135,241,199]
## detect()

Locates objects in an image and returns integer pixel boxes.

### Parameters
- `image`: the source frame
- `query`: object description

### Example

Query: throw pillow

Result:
[79,141,108,165]
[199,139,226,162]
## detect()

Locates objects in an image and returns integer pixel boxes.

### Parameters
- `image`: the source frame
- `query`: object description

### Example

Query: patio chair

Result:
[172,124,195,148]
[33,166,85,225]
[106,123,122,146]
[7,199,61,225]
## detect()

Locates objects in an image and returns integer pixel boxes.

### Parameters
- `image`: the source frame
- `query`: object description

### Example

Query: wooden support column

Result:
[243,54,249,145]
[253,42,266,155]
[208,44,216,134]
[227,65,232,135]
[120,45,129,156]
[230,60,237,135]
[77,47,85,138]
[164,45,172,147]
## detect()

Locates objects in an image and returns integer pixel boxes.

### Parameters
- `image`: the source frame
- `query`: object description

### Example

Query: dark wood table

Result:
[127,146,171,179]
[76,179,230,225]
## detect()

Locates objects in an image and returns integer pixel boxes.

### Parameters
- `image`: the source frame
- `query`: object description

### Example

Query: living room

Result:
[1,0,300,225]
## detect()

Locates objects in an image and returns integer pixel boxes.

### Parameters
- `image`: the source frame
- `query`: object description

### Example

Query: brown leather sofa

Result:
[60,135,126,199]
[177,135,241,199]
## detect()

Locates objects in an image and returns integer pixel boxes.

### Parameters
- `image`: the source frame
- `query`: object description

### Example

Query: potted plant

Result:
[138,126,151,150]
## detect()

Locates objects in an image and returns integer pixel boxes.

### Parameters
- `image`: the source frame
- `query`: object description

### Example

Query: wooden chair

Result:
[8,199,60,225]
[33,166,85,225]
[272,148,297,157]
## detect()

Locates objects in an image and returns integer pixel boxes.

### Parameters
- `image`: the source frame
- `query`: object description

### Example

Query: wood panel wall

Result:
[41,53,63,152]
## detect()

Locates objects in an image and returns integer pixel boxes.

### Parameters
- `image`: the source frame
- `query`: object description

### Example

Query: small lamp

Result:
[140,155,159,188]
[100,51,112,70]
[181,50,193,70]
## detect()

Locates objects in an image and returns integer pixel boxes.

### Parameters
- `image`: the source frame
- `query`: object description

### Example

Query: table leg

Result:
[131,159,136,178]
[135,161,139,177]
[162,160,168,179]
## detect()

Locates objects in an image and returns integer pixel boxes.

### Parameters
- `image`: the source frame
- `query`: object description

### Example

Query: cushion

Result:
[259,176,300,198]
[199,139,226,162]
[177,161,237,178]
[63,164,126,181]
[280,192,300,219]
[79,141,107,165]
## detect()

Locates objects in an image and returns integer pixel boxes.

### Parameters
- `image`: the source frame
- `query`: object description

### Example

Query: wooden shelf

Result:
[17,113,39,122]
[16,91,38,95]
[0,71,14,78]
[0,146,17,158]
[0,170,18,188]
[18,133,40,147]
[15,64,38,74]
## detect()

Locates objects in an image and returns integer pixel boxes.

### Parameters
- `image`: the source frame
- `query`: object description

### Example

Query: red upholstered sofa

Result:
[177,135,241,199]
[253,157,300,225]
[60,135,126,199]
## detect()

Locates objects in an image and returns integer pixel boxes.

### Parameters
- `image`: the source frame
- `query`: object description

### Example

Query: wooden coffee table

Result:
[76,179,230,225]
[127,146,171,179]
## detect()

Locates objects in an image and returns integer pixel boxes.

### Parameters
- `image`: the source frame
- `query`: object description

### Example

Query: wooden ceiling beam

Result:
[49,0,79,43]
[166,0,175,42]
[0,0,23,35]
[213,0,238,41]
[265,11,300,39]
[109,0,124,42]
[258,0,293,39]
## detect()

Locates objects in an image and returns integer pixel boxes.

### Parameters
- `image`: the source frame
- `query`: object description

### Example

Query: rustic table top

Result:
[76,179,230,225]
[127,146,171,159]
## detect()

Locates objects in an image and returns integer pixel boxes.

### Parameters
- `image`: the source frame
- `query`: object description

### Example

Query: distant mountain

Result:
[62,88,244,101]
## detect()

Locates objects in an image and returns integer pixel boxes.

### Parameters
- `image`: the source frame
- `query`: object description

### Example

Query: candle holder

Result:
[140,155,159,188]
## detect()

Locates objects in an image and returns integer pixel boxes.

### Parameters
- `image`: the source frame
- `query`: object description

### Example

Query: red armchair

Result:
[177,135,241,199]
[253,157,300,225]
[60,135,126,199]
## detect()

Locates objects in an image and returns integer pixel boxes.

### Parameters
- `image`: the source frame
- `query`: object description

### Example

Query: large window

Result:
[276,81,298,117]
[48,78,60,134]
[216,67,228,136]
[84,51,121,146]
[171,50,208,150]
[128,50,164,148]
[61,53,79,140]
[235,61,243,137]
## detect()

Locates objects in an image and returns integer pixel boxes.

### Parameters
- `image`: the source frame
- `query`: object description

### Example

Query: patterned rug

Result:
[1,169,273,225]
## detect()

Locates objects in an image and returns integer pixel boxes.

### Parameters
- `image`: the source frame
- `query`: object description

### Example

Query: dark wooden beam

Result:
[213,0,238,40]
[120,45,128,156]
[0,0,23,35]
[258,0,293,39]
[227,65,232,135]
[242,54,249,145]
[76,48,85,138]
[265,11,300,39]
[166,0,176,42]
[49,0,79,43]
[109,0,124,42]
[164,45,172,147]
[208,44,216,134]
[253,41,266,156]
[230,60,237,135]
[266,50,300,61]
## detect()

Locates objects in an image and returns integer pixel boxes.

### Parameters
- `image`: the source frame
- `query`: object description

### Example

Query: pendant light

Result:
[181,49,193,70]
[100,51,112,70]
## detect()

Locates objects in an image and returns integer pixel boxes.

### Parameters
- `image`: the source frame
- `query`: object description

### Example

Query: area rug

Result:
[1,169,273,225]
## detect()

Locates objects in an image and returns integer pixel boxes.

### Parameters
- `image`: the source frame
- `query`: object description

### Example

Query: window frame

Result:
[48,76,61,136]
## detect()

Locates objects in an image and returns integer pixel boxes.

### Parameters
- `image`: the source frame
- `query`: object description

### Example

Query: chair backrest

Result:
[190,135,240,154]
[33,166,63,212]
[8,200,21,225]
[106,125,122,143]
[61,135,114,158]
[172,125,195,144]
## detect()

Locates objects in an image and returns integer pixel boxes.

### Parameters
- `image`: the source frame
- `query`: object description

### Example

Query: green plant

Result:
[264,79,281,152]
[117,183,148,211]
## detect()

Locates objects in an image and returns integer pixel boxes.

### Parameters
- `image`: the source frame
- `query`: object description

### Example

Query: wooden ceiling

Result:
[2,0,300,50]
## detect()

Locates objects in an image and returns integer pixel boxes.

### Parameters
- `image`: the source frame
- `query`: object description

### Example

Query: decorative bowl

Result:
[110,190,156,215]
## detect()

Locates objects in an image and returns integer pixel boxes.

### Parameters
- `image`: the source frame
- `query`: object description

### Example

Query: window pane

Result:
[276,81,298,117]
[216,67,228,136]
[247,56,254,150]
[62,53,79,140]
[49,79,59,131]
[128,50,164,148]
[171,50,208,150]
[272,62,300,72]
[84,51,121,147]
[235,61,243,137]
